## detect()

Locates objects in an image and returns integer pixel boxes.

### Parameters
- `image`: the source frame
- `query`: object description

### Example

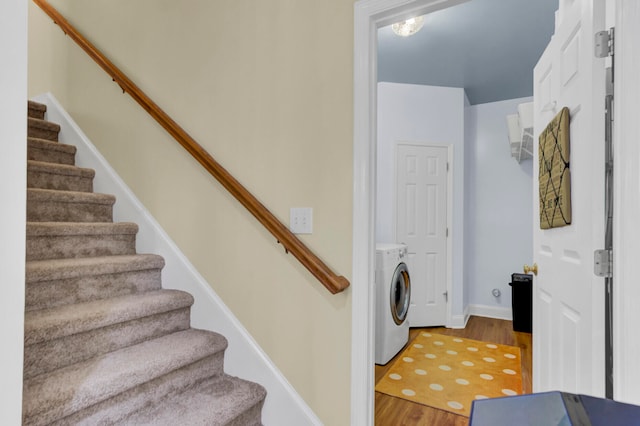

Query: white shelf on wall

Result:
[506,102,534,163]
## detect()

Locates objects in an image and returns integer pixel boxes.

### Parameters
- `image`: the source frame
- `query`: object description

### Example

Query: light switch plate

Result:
[290,207,313,234]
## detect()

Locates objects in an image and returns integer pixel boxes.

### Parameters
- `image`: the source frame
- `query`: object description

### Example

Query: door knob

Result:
[523,263,538,276]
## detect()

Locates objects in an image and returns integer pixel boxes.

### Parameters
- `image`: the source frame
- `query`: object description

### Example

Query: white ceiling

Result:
[377,0,559,105]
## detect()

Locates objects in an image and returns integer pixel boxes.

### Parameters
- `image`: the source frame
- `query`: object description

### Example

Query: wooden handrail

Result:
[33,0,349,294]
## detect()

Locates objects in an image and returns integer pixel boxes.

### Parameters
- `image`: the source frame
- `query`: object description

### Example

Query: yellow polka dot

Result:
[415,369,427,375]
[480,374,494,380]
[453,338,464,343]
[434,341,444,346]
[389,373,402,380]
[504,353,516,359]
[486,344,498,349]
[502,389,518,396]
[503,369,517,375]
[439,365,452,371]
[402,389,416,396]
[413,343,424,349]
[430,383,444,391]
[425,353,436,359]
[422,332,432,337]
[403,357,414,363]
[467,347,479,352]
[475,395,489,400]
[455,378,470,385]
[483,357,496,363]
[446,350,458,355]
[462,361,474,367]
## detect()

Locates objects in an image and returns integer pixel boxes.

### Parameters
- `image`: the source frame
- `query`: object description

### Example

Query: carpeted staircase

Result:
[22,100,266,425]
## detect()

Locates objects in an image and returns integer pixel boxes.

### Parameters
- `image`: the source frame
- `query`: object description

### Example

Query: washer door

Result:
[390,262,411,325]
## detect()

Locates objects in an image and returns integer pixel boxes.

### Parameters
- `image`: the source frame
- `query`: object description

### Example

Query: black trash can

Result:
[509,273,532,333]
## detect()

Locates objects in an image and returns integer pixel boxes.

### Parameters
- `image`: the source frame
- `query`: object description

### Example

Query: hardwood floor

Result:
[374,316,532,425]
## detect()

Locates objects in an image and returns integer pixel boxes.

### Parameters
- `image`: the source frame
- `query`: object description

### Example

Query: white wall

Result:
[377,82,466,323]
[0,0,27,422]
[465,97,533,318]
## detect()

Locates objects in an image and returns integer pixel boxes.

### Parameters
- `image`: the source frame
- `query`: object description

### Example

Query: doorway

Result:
[355,1,639,425]
[355,0,557,424]
[353,2,474,423]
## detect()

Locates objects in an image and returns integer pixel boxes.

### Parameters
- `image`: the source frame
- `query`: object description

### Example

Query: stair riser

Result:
[27,200,113,223]
[227,401,265,426]
[26,269,162,311]
[26,234,136,261]
[29,106,46,120]
[27,170,93,192]
[122,375,267,426]
[36,354,225,426]
[28,146,75,165]
[28,125,59,142]
[24,308,191,379]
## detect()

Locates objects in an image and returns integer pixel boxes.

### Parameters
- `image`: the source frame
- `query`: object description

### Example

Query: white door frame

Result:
[353,0,638,424]
[613,0,640,406]
[393,141,453,327]
[352,1,467,424]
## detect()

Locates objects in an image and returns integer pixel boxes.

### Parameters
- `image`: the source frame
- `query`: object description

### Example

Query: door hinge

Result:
[595,28,614,58]
[445,227,449,237]
[594,249,613,277]
[442,291,448,302]
[446,162,449,172]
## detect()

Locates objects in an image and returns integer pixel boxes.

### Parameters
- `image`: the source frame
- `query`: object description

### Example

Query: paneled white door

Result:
[532,0,606,396]
[396,143,448,327]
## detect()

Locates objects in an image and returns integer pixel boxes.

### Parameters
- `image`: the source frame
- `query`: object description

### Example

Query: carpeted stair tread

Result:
[26,221,137,236]
[24,307,190,380]
[27,188,115,222]
[26,254,164,283]
[25,254,164,311]
[27,160,94,192]
[26,222,138,261]
[28,117,60,141]
[28,101,47,120]
[51,353,228,425]
[27,188,114,205]
[23,329,228,426]
[27,160,93,178]
[122,374,267,426]
[28,137,76,165]
[24,289,193,345]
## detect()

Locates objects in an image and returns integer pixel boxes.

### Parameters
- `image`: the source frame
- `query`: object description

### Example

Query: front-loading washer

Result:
[375,243,411,365]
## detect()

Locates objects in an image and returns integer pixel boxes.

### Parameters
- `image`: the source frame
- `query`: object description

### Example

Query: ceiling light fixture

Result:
[391,16,425,37]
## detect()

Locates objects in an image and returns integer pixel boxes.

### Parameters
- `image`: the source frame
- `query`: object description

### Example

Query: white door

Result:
[396,143,448,327]
[532,0,606,396]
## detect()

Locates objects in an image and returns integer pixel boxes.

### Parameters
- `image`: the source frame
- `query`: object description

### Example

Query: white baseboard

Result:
[33,92,321,426]
[468,304,513,321]
[448,305,471,329]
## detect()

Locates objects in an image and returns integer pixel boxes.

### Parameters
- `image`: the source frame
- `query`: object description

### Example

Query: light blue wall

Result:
[377,82,466,322]
[465,97,533,314]
[377,82,534,323]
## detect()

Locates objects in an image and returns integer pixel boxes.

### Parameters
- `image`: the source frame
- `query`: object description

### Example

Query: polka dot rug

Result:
[375,332,523,417]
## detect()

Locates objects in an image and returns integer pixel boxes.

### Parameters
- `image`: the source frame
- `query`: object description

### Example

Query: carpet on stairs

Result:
[22,100,266,425]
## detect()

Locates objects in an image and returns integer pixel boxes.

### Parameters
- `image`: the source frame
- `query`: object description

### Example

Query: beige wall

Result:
[29,1,355,424]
